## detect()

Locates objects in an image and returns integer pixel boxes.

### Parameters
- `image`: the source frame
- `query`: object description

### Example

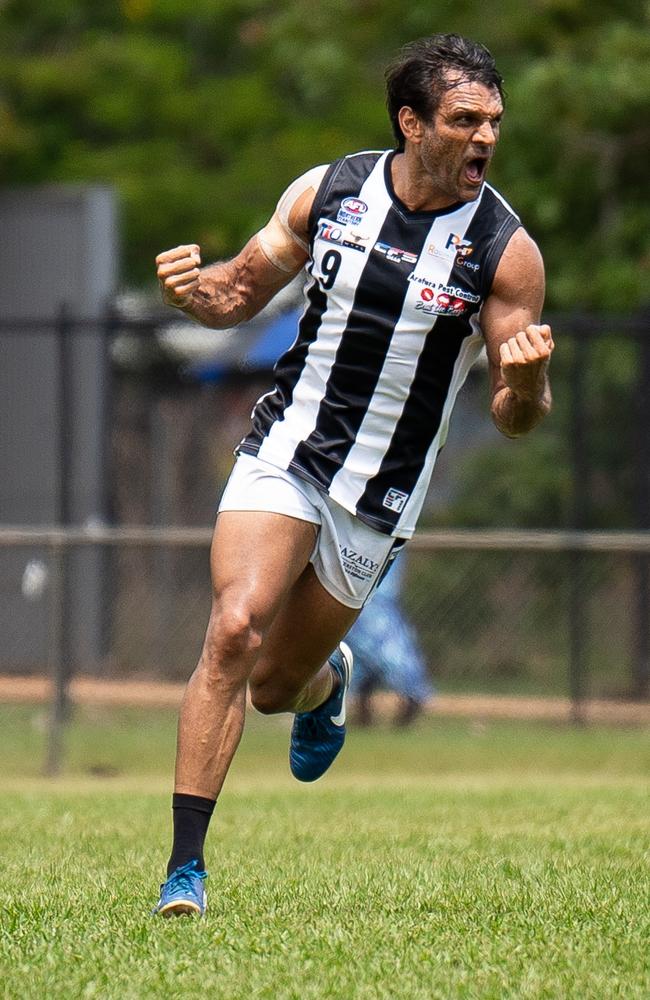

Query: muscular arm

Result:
[481,227,554,438]
[156,167,325,329]
[182,234,304,330]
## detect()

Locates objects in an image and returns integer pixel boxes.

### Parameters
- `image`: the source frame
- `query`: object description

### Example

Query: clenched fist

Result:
[499,324,554,401]
[156,245,202,309]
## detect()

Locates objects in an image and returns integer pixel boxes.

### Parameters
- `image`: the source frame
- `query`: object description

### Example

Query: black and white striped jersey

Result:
[238,149,521,538]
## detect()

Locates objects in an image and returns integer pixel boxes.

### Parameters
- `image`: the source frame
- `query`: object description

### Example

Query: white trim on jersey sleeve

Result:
[484,183,521,222]
[342,149,387,158]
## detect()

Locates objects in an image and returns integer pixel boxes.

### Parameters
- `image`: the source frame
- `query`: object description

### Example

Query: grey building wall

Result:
[0,186,117,671]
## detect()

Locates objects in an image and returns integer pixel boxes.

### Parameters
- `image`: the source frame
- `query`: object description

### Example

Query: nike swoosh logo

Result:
[329,646,351,726]
[330,704,346,727]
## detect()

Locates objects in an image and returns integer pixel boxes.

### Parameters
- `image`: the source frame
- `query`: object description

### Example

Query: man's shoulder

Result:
[314,149,390,199]
[308,150,389,227]
[481,183,521,223]
[325,148,389,175]
[341,148,390,160]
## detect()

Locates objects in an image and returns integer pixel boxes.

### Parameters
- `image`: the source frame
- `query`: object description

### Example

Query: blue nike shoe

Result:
[290,641,353,782]
[152,859,207,917]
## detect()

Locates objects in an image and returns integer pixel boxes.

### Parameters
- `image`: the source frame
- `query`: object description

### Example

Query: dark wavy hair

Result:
[385,34,505,150]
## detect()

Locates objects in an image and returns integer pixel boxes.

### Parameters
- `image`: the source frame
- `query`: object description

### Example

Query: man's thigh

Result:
[209,510,318,630]
[211,453,400,682]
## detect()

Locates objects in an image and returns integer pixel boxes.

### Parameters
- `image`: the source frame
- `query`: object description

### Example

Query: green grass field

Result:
[1,705,648,999]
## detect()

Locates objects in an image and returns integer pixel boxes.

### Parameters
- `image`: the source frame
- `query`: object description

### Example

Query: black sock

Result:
[167,793,216,875]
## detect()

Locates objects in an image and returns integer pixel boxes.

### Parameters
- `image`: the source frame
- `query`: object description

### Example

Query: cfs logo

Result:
[383,488,409,514]
[446,233,474,257]
[374,241,418,265]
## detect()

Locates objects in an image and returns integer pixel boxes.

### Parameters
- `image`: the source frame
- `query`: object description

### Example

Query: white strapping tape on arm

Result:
[257,164,329,272]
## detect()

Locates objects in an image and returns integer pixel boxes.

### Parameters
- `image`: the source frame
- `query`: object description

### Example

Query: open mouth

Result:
[464,157,488,185]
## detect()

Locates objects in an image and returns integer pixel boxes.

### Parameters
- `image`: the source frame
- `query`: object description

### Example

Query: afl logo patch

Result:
[341,197,368,215]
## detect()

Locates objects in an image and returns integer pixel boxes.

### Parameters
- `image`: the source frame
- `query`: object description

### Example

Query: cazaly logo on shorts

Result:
[383,488,409,513]
[339,546,380,583]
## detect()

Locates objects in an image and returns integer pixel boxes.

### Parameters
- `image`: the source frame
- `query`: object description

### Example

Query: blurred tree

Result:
[1,0,646,533]
[427,329,643,530]
[0,0,647,301]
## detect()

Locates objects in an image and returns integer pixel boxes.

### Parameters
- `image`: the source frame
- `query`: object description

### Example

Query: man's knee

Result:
[200,601,264,677]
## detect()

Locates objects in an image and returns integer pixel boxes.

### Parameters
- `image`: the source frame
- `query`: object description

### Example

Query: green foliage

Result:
[437,329,644,530]
[497,19,650,309]
[1,1,648,298]
[446,432,572,528]
[1,1,646,531]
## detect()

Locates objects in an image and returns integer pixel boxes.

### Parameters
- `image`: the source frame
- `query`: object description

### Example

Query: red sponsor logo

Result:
[415,292,468,316]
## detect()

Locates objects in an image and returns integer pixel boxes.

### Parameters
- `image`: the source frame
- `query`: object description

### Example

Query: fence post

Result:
[99,301,118,662]
[44,541,67,776]
[632,321,650,699]
[568,329,588,724]
[44,302,74,775]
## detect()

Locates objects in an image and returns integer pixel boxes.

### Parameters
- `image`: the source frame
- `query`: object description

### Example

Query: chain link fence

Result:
[1,308,649,717]
[1,525,649,699]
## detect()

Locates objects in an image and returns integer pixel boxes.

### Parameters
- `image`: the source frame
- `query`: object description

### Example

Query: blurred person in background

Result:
[347,557,434,727]
[152,32,553,916]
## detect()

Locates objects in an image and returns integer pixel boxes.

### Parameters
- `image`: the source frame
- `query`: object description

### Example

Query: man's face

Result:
[417,75,503,202]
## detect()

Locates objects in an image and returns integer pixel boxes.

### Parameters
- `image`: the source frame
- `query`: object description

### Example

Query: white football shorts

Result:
[218,453,403,609]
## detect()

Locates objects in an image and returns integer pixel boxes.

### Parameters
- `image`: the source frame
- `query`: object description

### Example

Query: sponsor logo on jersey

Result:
[343,230,370,247]
[426,234,473,261]
[341,197,368,215]
[415,290,467,316]
[446,233,474,257]
[382,488,409,514]
[408,272,437,289]
[456,256,480,271]
[337,197,368,226]
[317,219,367,253]
[426,242,455,260]
[374,242,418,265]
[407,274,481,304]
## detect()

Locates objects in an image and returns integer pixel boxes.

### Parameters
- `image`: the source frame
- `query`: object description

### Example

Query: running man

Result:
[153,33,553,916]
